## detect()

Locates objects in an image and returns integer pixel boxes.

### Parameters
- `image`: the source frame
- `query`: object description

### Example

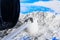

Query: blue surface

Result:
[20,6,55,14]
[52,37,59,40]
[20,0,51,3]
[20,0,57,14]
[20,35,31,40]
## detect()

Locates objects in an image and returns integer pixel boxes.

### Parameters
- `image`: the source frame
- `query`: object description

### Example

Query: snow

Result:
[27,18,39,36]
[2,12,60,40]
[20,12,60,40]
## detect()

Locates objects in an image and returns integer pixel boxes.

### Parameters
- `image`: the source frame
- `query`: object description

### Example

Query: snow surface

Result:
[16,12,60,40]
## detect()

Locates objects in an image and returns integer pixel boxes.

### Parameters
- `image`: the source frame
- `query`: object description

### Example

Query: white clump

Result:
[27,18,39,36]
[23,12,55,36]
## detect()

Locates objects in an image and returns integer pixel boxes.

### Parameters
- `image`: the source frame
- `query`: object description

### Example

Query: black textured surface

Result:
[0,0,20,30]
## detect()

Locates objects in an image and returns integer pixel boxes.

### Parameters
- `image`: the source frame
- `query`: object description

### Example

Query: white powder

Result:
[22,12,60,39]
[9,12,60,40]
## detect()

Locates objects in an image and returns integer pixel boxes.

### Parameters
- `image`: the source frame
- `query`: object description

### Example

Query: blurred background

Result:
[20,0,60,14]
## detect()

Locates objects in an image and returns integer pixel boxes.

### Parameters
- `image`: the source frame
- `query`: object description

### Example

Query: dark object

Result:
[0,0,20,30]
[24,17,33,23]
[30,18,33,22]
